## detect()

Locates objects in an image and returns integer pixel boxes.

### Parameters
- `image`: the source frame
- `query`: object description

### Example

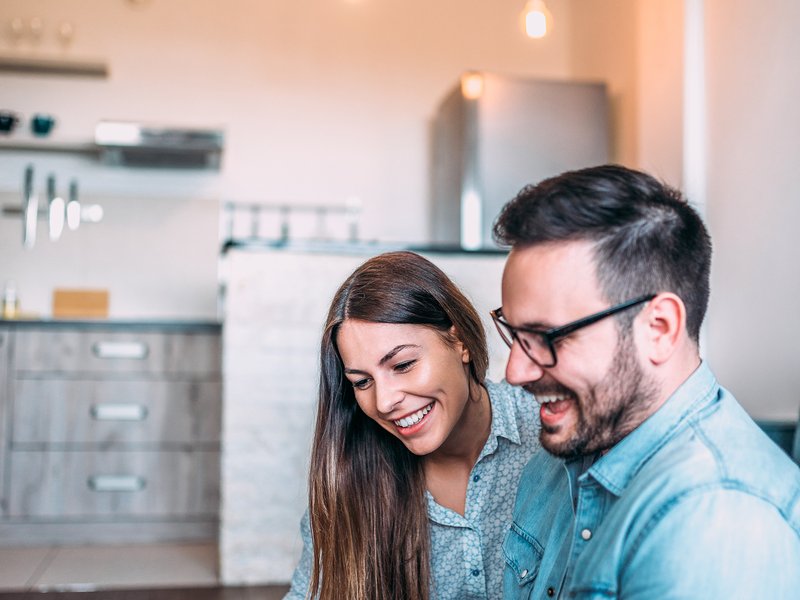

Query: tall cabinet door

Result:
[0,328,9,517]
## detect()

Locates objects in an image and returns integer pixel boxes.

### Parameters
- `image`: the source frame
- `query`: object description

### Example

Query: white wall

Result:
[0,0,574,318]
[705,0,800,419]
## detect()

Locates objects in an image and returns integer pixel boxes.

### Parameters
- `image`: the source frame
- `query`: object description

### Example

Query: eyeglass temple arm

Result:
[546,294,656,338]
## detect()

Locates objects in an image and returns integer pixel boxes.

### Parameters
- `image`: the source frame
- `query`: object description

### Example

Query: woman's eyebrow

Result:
[343,344,421,375]
[378,344,419,366]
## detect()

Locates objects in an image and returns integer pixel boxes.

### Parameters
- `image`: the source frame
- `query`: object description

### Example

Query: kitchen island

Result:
[219,243,510,584]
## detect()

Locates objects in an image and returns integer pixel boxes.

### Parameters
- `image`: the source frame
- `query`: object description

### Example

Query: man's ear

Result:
[639,293,686,365]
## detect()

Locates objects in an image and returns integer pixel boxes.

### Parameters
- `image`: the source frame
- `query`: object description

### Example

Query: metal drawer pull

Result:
[88,475,146,492]
[90,403,148,421]
[92,341,149,360]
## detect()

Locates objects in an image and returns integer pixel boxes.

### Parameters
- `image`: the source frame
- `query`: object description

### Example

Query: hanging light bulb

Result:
[460,72,485,100]
[521,0,552,39]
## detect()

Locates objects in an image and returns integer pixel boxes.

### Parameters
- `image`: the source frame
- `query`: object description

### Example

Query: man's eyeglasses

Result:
[490,294,656,368]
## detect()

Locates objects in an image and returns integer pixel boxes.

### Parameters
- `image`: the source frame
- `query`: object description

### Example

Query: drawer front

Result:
[12,379,221,444]
[13,329,221,375]
[8,450,219,518]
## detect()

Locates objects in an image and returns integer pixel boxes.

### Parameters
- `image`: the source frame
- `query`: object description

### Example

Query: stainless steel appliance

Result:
[95,121,224,169]
[430,72,610,249]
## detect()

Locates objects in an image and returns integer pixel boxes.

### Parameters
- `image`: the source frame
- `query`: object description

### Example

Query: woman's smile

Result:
[392,402,435,435]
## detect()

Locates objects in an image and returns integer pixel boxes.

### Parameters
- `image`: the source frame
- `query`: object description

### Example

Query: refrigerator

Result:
[430,72,610,249]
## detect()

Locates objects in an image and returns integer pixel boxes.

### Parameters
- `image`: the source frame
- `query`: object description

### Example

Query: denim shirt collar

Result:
[584,361,719,497]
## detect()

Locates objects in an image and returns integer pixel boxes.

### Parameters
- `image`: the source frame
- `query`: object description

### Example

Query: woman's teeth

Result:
[394,404,433,428]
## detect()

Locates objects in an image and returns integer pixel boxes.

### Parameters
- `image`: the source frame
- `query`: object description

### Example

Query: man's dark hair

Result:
[493,164,712,341]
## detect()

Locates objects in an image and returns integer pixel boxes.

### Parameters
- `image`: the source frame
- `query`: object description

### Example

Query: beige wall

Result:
[705,0,800,419]
[569,0,684,186]
[0,0,574,240]
[635,0,684,185]
[570,0,639,167]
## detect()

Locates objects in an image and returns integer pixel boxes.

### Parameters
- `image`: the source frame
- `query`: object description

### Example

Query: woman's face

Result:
[337,319,473,456]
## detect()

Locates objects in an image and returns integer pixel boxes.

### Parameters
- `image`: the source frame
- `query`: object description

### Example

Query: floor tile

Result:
[31,543,218,591]
[0,546,55,590]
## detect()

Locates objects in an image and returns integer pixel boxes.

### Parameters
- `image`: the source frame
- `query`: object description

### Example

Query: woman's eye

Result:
[394,360,416,373]
[352,378,371,390]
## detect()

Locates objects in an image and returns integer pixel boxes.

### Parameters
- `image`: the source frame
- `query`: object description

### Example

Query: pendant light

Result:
[521,0,552,39]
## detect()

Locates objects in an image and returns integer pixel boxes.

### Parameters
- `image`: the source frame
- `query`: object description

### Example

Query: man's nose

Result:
[505,341,546,386]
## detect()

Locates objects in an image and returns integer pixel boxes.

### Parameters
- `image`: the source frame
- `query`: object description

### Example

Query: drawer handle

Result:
[90,403,149,421]
[92,341,149,360]
[88,475,146,492]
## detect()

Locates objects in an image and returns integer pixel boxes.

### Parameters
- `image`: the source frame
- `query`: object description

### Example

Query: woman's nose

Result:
[375,382,404,415]
[505,341,545,386]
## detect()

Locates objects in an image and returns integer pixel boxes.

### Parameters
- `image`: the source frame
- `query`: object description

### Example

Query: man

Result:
[492,165,800,598]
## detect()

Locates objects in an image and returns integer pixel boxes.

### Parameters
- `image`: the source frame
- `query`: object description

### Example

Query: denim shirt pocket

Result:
[502,522,544,588]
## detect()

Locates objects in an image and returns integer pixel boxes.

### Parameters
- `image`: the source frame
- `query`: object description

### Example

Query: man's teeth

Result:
[539,395,569,404]
[394,404,433,428]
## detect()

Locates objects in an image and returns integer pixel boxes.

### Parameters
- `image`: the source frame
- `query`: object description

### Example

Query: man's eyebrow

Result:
[520,320,553,331]
[506,314,552,330]
[343,344,420,375]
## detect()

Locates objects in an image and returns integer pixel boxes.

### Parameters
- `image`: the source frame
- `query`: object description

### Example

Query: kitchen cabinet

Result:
[0,320,222,546]
[0,328,9,520]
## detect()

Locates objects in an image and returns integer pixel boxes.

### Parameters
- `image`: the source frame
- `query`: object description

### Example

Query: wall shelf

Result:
[0,126,225,170]
[0,54,108,78]
[0,138,99,157]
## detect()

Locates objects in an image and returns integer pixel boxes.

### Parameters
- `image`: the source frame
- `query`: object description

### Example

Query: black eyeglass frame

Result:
[490,293,657,368]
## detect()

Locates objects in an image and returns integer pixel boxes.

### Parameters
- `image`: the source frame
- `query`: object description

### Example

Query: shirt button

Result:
[547,587,555,597]
[471,568,480,576]
[472,474,481,482]
[520,569,528,578]
[581,528,592,541]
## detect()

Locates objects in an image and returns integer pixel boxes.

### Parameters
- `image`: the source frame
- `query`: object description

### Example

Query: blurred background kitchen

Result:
[0,0,798,594]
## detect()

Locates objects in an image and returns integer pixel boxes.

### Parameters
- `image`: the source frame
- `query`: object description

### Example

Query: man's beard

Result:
[530,332,660,459]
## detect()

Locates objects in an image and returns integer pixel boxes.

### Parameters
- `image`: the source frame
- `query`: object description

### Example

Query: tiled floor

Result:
[0,543,219,592]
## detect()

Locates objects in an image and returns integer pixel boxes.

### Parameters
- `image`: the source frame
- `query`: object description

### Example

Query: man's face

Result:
[501,241,658,458]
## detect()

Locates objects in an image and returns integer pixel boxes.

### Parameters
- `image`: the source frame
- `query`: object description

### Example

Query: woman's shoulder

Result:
[485,378,537,408]
[484,379,541,434]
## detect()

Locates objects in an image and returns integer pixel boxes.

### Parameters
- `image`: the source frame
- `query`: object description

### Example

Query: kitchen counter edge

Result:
[0,318,222,332]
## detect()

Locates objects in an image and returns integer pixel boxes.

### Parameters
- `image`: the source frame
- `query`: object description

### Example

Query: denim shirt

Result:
[503,362,800,599]
[286,380,540,600]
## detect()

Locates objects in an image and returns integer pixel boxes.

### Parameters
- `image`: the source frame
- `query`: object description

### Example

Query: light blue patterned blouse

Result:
[285,379,541,600]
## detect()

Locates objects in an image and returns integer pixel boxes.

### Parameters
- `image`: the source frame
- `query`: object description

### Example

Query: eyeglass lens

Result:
[493,318,556,367]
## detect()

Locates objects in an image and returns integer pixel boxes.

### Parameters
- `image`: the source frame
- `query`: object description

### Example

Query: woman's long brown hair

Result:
[308,251,488,600]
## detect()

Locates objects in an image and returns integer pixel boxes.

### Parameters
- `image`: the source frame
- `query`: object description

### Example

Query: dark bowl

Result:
[0,111,19,134]
[31,113,56,136]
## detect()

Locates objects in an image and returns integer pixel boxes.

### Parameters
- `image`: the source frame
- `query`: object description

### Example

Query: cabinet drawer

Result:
[8,450,219,518]
[12,379,221,444]
[13,329,221,375]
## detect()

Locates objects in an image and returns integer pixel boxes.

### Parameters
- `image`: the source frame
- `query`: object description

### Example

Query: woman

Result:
[285,251,540,600]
